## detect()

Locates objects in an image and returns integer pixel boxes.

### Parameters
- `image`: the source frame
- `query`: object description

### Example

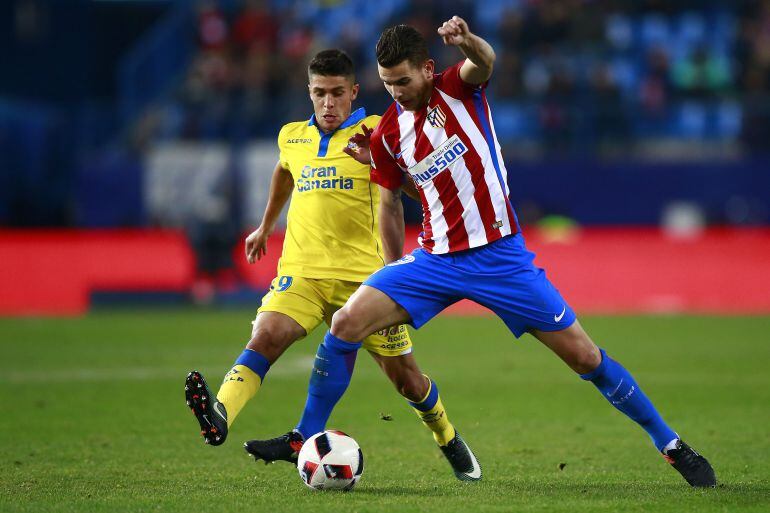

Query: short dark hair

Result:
[308,49,355,81]
[376,24,429,68]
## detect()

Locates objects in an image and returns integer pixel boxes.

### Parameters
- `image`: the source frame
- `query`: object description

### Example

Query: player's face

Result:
[378,59,434,112]
[308,74,359,133]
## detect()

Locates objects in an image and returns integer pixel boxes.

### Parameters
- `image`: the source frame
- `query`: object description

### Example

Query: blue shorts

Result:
[363,234,576,338]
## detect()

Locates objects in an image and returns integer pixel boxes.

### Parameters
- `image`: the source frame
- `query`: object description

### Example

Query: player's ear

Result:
[423,59,435,78]
[351,83,360,101]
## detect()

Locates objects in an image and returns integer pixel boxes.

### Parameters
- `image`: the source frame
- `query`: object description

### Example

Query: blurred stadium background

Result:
[1,0,770,315]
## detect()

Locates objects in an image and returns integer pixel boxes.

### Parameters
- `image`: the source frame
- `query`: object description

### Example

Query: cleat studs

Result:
[186,400,191,406]
[184,385,189,391]
[197,383,203,388]
[210,428,217,434]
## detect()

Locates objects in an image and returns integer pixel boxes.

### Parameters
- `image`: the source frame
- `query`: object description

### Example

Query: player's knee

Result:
[247,324,296,360]
[330,307,367,342]
[572,344,602,375]
[396,372,428,403]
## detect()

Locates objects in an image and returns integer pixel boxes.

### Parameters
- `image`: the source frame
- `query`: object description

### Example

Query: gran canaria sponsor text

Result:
[296,165,353,192]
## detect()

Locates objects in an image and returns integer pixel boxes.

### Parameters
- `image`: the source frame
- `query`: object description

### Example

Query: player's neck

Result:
[413,85,434,111]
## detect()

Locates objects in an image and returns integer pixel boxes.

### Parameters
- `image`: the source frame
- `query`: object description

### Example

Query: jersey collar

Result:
[308,107,366,158]
[308,107,367,132]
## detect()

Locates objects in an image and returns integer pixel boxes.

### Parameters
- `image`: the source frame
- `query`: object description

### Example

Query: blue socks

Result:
[295,332,362,439]
[294,338,677,451]
[581,349,677,451]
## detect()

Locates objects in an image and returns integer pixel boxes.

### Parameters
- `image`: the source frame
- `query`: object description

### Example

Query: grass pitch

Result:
[1,310,768,512]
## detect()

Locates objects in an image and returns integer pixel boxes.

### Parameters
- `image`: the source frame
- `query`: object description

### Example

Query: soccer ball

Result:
[297,430,363,491]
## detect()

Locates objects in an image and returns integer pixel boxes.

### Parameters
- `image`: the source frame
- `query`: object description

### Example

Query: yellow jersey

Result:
[276,108,385,282]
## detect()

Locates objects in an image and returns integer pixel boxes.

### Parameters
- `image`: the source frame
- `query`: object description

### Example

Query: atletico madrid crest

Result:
[426,105,447,128]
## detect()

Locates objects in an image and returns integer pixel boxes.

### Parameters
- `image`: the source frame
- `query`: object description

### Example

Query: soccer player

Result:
[184,49,481,481]
[254,18,716,487]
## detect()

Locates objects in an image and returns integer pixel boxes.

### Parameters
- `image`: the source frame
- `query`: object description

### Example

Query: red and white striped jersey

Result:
[370,61,520,254]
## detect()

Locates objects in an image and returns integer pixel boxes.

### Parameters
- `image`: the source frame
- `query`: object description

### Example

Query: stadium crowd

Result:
[148,0,770,154]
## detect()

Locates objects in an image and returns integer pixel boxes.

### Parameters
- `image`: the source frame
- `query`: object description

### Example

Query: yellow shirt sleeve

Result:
[278,125,291,172]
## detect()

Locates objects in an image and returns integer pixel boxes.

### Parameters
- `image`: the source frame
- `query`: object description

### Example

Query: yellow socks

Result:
[408,376,456,446]
[215,349,271,427]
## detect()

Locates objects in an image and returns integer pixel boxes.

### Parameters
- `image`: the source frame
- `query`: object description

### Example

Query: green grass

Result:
[1,310,769,512]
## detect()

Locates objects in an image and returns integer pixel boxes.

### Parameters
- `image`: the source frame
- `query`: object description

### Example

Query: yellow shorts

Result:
[256,275,412,357]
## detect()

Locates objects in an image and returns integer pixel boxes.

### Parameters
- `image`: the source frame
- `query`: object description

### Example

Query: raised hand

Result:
[343,123,374,165]
[438,16,471,46]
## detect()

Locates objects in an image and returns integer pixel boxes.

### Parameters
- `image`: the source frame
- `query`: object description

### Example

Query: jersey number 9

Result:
[276,276,294,292]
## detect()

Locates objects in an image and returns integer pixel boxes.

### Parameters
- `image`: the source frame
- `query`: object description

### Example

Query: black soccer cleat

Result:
[244,430,305,464]
[439,432,482,482]
[185,370,228,446]
[663,439,716,487]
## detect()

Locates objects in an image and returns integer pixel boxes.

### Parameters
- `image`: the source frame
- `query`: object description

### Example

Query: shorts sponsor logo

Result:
[378,340,409,350]
[376,325,409,350]
[386,254,415,266]
[376,325,406,337]
[408,134,467,186]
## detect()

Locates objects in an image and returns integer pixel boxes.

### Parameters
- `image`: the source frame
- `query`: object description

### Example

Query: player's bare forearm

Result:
[260,162,294,232]
[245,162,293,263]
[379,186,405,263]
[458,33,495,83]
[438,16,495,84]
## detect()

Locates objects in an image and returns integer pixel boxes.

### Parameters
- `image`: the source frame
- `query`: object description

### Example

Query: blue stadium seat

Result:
[674,102,707,138]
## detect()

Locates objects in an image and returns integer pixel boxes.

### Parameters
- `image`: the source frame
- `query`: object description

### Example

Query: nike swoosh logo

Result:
[213,402,227,421]
[395,151,403,159]
[466,449,482,480]
[607,378,624,398]
[201,414,212,427]
[554,306,566,322]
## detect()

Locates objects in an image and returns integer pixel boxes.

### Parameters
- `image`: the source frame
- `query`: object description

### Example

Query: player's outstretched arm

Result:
[245,162,294,263]
[437,15,495,85]
[379,186,405,263]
